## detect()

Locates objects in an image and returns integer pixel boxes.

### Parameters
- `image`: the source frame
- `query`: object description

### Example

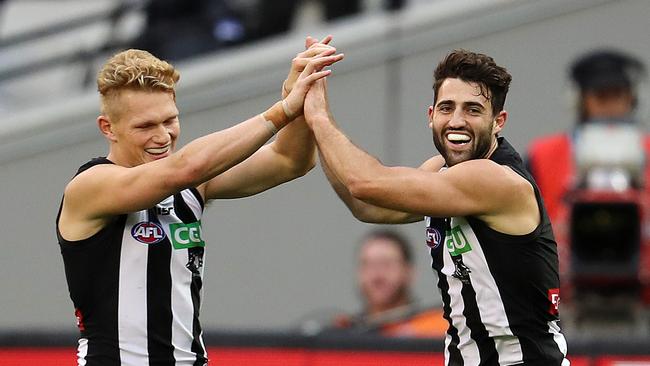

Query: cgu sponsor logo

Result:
[170,221,205,249]
[445,225,472,257]
[131,221,166,244]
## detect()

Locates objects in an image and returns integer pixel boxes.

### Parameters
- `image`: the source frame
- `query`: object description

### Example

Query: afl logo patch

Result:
[131,222,166,244]
[426,227,442,249]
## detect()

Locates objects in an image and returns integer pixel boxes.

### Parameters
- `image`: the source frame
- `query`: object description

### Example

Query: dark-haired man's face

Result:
[358,238,412,314]
[429,78,505,166]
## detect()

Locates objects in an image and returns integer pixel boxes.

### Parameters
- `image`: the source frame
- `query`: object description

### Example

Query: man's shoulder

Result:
[74,157,114,177]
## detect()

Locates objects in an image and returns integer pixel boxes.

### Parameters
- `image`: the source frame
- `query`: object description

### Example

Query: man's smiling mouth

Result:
[446,133,471,146]
[145,145,170,155]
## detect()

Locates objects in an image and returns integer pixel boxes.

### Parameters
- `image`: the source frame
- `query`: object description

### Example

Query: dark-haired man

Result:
[332,230,447,337]
[304,50,569,365]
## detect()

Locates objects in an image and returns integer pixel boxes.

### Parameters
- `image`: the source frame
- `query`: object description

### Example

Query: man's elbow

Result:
[347,177,376,202]
[168,152,209,189]
[285,154,317,179]
[352,210,380,224]
[297,156,317,177]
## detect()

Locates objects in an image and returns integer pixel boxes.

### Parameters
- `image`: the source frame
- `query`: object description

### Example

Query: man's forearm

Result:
[271,115,317,176]
[176,116,274,183]
[311,116,382,189]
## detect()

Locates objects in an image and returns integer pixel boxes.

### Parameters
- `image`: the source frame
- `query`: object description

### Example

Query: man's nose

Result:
[448,110,466,128]
[152,124,171,142]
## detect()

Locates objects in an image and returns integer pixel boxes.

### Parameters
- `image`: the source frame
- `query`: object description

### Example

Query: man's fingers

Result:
[298,50,339,73]
[293,50,337,69]
[301,53,344,77]
[302,44,336,58]
[305,34,332,49]
[305,36,318,49]
[319,35,333,45]
[292,57,309,69]
[303,70,332,84]
[312,53,345,69]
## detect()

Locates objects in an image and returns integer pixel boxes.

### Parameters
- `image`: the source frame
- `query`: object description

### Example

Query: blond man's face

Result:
[103,89,180,167]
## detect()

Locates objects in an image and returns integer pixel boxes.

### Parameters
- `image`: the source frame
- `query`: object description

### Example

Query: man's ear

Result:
[97,115,117,142]
[427,105,434,129]
[493,110,508,134]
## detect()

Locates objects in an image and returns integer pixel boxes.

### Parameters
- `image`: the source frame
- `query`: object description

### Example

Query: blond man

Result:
[57,38,342,365]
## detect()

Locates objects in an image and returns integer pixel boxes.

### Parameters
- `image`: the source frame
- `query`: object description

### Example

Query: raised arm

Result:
[304,79,538,232]
[201,36,343,199]
[59,53,338,241]
[319,151,443,224]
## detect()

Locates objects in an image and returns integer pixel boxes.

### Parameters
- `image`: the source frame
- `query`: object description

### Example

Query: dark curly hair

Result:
[433,50,512,116]
[359,229,412,265]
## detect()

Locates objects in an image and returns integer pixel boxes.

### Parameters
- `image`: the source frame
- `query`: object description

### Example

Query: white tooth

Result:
[147,146,169,154]
[447,133,470,142]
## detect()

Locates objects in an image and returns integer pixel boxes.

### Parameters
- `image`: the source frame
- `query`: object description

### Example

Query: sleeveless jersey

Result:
[57,158,208,366]
[425,138,569,366]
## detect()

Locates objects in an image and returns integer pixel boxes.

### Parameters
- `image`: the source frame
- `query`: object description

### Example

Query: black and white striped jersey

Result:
[57,158,208,366]
[425,138,569,366]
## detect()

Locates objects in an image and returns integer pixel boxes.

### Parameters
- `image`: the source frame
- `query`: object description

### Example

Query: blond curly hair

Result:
[97,49,180,118]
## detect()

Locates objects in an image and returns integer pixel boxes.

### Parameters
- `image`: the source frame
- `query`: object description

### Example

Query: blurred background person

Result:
[526,49,650,336]
[527,49,649,223]
[329,229,446,338]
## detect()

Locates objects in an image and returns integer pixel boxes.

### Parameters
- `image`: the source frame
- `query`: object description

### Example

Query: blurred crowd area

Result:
[0,0,417,114]
[134,0,406,61]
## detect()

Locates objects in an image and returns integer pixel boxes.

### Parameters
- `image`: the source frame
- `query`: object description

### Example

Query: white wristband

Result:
[261,115,278,135]
[281,99,296,120]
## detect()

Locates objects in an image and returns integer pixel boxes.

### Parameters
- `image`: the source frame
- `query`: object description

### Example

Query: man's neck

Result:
[484,137,500,159]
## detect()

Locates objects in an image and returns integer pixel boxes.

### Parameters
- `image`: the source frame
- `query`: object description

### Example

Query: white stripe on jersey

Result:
[180,190,203,220]
[77,337,88,366]
[549,320,570,366]
[165,211,196,362]
[119,210,151,365]
[443,216,524,365]
[441,241,481,366]
[176,190,207,361]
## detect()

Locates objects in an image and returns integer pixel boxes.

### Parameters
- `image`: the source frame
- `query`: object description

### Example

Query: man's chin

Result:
[145,152,171,161]
[443,152,473,166]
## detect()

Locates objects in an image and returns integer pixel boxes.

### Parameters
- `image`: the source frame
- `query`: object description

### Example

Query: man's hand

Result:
[283,35,336,98]
[304,78,333,129]
[282,51,343,121]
